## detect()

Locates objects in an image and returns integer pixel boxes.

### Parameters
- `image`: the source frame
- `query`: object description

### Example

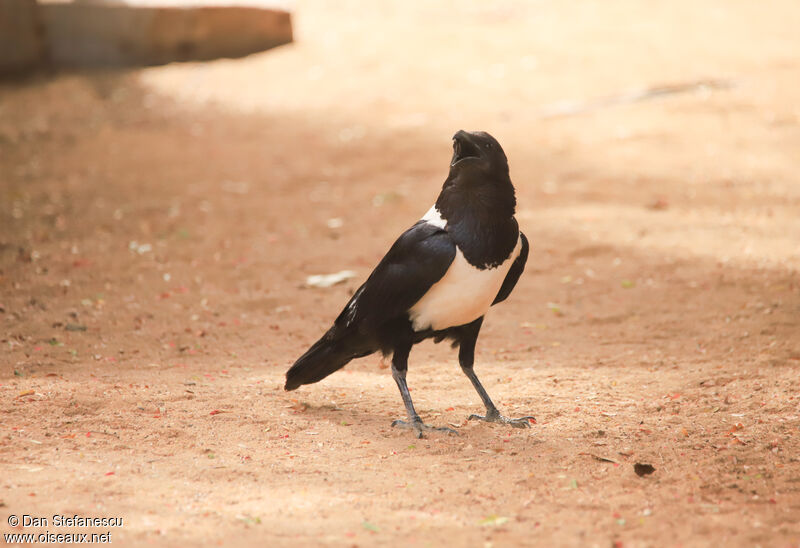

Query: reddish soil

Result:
[2,1,799,546]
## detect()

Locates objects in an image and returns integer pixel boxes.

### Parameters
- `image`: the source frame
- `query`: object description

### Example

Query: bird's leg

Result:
[462,367,534,427]
[459,320,534,428]
[390,344,457,438]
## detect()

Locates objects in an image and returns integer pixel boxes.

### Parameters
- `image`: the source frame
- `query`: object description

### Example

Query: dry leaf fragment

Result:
[634,463,656,477]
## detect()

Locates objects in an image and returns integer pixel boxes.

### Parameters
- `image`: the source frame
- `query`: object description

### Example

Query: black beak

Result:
[450,130,482,167]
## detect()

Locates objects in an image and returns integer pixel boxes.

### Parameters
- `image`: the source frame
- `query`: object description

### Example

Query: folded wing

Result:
[492,232,529,306]
[335,221,457,335]
[285,221,456,390]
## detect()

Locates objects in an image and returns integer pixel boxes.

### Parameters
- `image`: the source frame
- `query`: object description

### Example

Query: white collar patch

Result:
[421,205,446,229]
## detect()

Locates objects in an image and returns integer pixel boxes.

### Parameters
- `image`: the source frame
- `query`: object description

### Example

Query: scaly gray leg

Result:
[459,318,535,428]
[390,343,457,438]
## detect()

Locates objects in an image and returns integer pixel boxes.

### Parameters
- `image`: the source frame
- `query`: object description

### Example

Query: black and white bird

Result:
[285,130,532,438]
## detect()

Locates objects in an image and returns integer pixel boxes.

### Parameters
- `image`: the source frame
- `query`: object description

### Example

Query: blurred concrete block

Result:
[0,0,45,74]
[39,0,293,67]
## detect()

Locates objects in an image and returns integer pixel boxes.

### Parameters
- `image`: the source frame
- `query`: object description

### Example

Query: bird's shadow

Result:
[287,398,545,442]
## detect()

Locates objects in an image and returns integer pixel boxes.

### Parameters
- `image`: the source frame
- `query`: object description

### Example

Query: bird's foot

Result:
[467,409,535,429]
[391,418,458,439]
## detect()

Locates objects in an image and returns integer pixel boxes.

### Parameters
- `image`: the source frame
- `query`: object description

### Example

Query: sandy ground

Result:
[2,1,800,546]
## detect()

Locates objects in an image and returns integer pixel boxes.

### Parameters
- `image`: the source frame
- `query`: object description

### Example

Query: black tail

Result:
[284,329,375,391]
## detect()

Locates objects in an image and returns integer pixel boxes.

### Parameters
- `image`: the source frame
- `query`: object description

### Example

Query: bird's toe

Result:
[391,419,457,438]
[508,416,534,428]
[467,412,535,428]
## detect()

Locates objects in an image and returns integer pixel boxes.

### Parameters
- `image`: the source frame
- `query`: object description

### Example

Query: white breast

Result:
[408,235,521,332]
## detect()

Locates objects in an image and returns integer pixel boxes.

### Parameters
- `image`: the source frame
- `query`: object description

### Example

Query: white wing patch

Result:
[409,235,521,331]
[421,205,447,229]
[343,286,363,327]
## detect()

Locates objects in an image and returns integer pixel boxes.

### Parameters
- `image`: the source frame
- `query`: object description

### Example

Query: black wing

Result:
[332,221,456,335]
[492,232,529,305]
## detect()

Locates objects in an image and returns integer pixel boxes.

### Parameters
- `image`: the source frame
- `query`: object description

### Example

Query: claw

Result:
[467,412,535,428]
[392,419,458,438]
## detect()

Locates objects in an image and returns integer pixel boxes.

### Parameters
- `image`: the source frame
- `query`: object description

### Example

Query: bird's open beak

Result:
[450,130,482,167]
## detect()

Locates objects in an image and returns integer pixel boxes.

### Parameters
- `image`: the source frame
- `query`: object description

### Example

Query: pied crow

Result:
[285,130,532,438]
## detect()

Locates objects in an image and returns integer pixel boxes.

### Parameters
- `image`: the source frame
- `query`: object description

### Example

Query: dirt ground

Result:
[2,1,799,546]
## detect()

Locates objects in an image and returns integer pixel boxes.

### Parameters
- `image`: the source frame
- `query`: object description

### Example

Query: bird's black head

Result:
[437,130,518,266]
[437,130,517,229]
[449,130,509,179]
